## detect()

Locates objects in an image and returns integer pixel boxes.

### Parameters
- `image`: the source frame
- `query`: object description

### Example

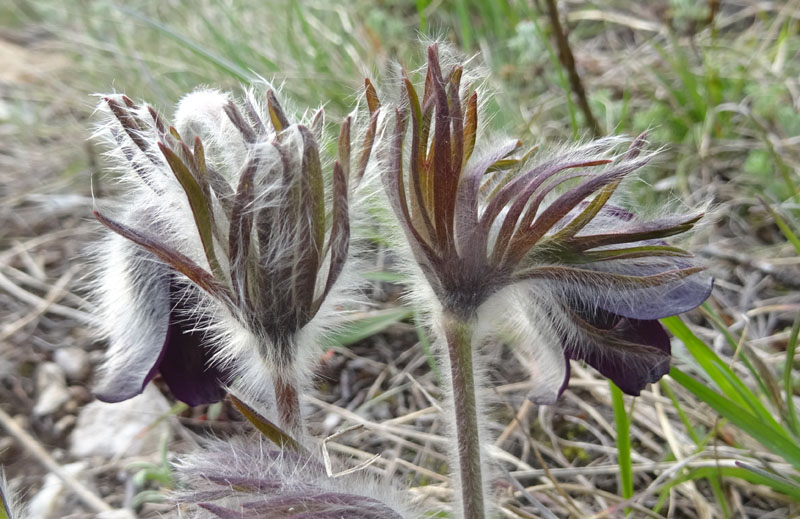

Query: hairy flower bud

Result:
[376,44,713,401]
[91,88,376,414]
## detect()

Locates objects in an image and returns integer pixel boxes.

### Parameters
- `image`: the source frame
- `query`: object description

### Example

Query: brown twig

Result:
[0,406,117,515]
[544,0,602,136]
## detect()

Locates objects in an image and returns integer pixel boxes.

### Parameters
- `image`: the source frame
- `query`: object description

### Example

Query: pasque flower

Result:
[373,44,713,519]
[175,436,415,519]
[380,44,712,401]
[92,88,376,428]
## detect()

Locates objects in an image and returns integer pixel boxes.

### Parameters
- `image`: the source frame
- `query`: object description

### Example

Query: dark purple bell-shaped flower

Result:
[92,230,227,406]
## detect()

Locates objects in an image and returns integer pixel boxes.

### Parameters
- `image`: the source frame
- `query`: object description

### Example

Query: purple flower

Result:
[91,90,376,416]
[377,45,713,402]
[92,233,226,406]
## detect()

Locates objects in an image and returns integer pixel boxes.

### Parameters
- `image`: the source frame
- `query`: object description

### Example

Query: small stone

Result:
[54,347,90,381]
[69,384,92,404]
[98,511,136,519]
[70,384,171,458]
[0,355,12,379]
[33,362,70,416]
[26,461,88,519]
[54,414,76,436]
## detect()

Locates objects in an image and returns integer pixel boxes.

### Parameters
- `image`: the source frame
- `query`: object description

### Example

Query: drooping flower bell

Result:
[92,230,227,406]
[378,44,713,403]
[91,88,376,421]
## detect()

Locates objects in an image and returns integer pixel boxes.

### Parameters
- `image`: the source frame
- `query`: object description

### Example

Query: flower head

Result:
[175,436,415,519]
[91,88,376,408]
[377,45,713,401]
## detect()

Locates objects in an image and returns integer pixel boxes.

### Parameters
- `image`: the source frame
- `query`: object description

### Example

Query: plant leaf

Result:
[94,210,232,304]
[229,394,306,453]
[223,101,256,143]
[670,368,800,471]
[316,161,349,311]
[159,142,225,282]
[353,109,378,188]
[364,78,381,114]
[228,155,259,310]
[267,89,290,134]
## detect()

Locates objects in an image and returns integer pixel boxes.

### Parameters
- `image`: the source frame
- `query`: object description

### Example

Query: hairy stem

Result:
[443,312,485,519]
[274,375,302,435]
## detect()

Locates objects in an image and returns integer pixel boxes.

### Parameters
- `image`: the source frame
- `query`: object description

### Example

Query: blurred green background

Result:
[2,0,798,205]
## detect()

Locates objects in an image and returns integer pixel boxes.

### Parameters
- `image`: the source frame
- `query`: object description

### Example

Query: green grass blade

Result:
[326,307,413,347]
[760,196,800,255]
[700,304,776,407]
[707,475,731,519]
[529,11,578,138]
[0,475,10,519]
[785,315,800,437]
[610,382,633,514]
[455,0,472,50]
[670,368,800,471]
[651,38,707,122]
[663,315,782,431]
[361,270,408,283]
[117,6,252,82]
[416,0,429,32]
[660,378,701,445]
[662,464,800,501]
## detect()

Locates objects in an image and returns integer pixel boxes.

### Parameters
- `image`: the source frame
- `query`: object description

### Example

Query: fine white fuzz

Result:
[90,84,376,407]
[0,471,23,519]
[172,436,422,518]
[368,42,712,518]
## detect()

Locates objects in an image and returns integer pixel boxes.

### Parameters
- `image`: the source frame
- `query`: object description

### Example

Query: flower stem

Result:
[274,375,302,435]
[443,312,485,519]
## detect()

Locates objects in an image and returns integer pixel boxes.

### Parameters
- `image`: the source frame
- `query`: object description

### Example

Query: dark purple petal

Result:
[598,273,713,320]
[158,289,227,406]
[563,309,671,396]
[158,316,226,406]
[588,261,713,320]
[546,201,713,319]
